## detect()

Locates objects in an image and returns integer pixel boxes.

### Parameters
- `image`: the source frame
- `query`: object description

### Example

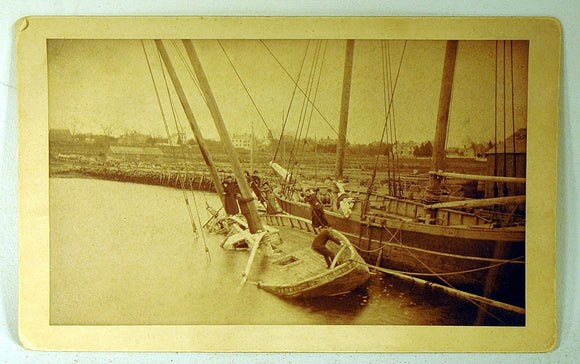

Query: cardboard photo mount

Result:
[18,16,560,352]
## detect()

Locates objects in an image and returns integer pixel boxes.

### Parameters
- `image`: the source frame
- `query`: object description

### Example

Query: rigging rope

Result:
[362,40,407,217]
[388,220,508,325]
[387,41,399,197]
[384,41,394,196]
[354,255,524,277]
[387,41,403,196]
[289,41,318,168]
[260,40,338,136]
[143,40,214,262]
[297,41,328,179]
[216,40,276,142]
[287,40,325,192]
[156,47,213,262]
[273,41,311,162]
[353,216,510,324]
[280,41,314,198]
[493,41,499,197]
[510,40,517,178]
[503,41,508,197]
[140,41,202,241]
[165,41,216,208]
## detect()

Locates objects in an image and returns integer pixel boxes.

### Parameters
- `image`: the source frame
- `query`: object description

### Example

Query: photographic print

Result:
[48,38,527,326]
[18,17,559,351]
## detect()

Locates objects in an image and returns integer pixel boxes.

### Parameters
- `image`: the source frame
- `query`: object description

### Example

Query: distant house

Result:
[394,141,418,158]
[49,129,73,143]
[232,133,251,150]
[117,132,150,146]
[484,128,526,197]
[446,146,475,159]
[107,146,164,162]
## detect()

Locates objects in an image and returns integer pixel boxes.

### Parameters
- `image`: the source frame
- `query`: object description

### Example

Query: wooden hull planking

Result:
[274,193,525,306]
[254,216,370,299]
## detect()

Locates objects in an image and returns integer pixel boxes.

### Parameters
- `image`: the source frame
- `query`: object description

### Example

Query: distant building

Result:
[484,128,526,197]
[232,133,251,150]
[394,141,418,158]
[107,146,164,162]
[49,129,73,143]
[446,146,475,159]
[117,132,150,146]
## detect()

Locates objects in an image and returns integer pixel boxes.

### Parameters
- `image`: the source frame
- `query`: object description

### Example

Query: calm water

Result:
[50,178,478,325]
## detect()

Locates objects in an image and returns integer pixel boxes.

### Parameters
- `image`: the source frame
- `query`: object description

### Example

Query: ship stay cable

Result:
[353,211,513,323]
[288,41,319,172]
[282,41,316,197]
[167,41,218,209]
[493,41,499,197]
[355,255,524,277]
[296,41,328,184]
[503,41,509,197]
[273,41,311,162]
[216,40,276,142]
[386,41,396,196]
[301,41,328,153]
[389,43,404,196]
[351,259,525,315]
[361,40,407,218]
[260,40,338,136]
[154,43,212,262]
[286,40,326,197]
[349,222,523,263]
[141,40,212,262]
[142,40,197,228]
[389,223,509,325]
[510,40,517,174]
[153,41,213,261]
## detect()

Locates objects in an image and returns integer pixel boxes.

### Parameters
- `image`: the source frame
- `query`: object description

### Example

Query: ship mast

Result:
[335,39,355,181]
[426,40,458,203]
[181,39,265,233]
[154,40,225,206]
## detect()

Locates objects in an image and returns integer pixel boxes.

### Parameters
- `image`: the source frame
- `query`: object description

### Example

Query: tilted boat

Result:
[150,39,370,299]
[269,40,526,311]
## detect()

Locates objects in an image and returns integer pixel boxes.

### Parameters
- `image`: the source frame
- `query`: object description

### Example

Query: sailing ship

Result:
[148,39,370,299]
[269,40,526,314]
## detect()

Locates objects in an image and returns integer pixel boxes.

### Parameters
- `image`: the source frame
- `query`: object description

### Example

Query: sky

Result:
[47,39,528,147]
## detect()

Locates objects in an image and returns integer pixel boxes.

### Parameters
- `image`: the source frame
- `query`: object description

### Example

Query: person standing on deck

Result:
[304,188,339,268]
[251,170,262,188]
[246,170,265,205]
[222,175,240,215]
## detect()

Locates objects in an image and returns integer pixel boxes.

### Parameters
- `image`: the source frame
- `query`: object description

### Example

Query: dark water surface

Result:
[50,178,478,325]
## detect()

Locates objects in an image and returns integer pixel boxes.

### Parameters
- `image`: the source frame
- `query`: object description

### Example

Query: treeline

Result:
[413,141,433,157]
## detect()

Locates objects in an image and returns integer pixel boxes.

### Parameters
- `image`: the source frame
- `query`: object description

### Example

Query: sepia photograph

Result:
[16,16,560,352]
[48,38,527,326]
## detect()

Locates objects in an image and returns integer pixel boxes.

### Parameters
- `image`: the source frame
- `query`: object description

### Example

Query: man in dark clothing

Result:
[251,170,262,188]
[222,176,240,215]
[304,189,337,268]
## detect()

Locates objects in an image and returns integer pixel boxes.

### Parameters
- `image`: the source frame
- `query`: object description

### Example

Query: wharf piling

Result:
[54,164,219,193]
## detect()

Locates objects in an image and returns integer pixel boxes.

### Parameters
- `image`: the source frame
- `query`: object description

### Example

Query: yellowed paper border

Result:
[18,16,560,352]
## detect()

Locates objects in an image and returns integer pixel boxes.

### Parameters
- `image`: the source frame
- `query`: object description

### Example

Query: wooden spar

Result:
[154,40,225,206]
[427,195,526,210]
[426,40,458,202]
[429,171,526,184]
[371,264,525,316]
[238,231,266,290]
[182,39,265,233]
[335,39,355,180]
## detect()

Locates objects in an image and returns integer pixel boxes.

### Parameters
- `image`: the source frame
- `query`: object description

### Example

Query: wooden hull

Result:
[274,194,525,307]
[257,257,370,299]
[254,216,370,299]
